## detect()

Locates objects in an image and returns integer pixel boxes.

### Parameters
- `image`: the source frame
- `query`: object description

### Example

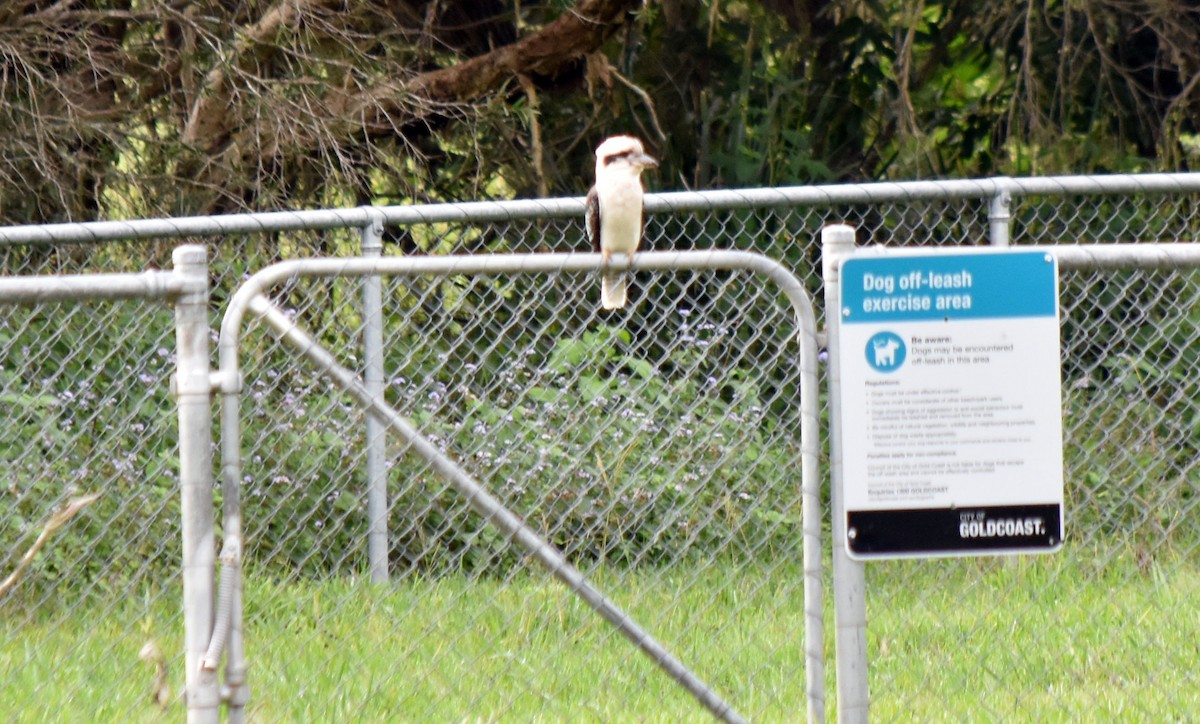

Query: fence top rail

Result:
[0,269,200,304]
[1040,242,1200,270]
[215,249,818,389]
[845,242,1200,270]
[2,173,1199,247]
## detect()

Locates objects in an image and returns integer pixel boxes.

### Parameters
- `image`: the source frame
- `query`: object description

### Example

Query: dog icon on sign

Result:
[865,332,906,373]
[873,337,900,366]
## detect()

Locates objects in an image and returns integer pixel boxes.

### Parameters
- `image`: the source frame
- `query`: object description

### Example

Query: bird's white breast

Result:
[598,174,644,254]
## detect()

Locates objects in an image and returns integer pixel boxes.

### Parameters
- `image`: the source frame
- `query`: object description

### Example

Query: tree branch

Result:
[0,492,102,598]
[345,0,641,136]
[181,0,344,152]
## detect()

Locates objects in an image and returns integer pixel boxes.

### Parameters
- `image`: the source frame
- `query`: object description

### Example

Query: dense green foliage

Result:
[1,1,1197,224]
[0,300,181,602]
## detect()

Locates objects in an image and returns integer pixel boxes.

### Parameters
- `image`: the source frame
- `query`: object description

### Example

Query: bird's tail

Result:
[601,274,627,310]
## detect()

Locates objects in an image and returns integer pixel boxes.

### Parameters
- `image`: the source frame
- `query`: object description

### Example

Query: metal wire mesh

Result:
[0,297,182,717]
[1,177,1199,719]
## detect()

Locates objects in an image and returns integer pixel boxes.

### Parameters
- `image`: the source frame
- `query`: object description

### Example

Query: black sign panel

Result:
[847,504,1063,557]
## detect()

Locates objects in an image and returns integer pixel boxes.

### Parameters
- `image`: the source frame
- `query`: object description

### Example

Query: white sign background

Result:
[841,318,1063,512]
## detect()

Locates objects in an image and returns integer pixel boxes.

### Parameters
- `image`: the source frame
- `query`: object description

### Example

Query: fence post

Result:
[360,210,389,584]
[172,244,221,724]
[821,225,869,723]
[989,179,1013,247]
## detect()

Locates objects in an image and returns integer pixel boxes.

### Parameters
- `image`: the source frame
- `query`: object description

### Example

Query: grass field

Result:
[3,547,1198,721]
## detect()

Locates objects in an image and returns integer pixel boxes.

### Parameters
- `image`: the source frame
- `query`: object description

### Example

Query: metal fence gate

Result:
[212,250,824,722]
[2,173,1200,721]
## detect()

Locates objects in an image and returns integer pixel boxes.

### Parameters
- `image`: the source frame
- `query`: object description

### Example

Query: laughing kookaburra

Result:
[585,135,658,309]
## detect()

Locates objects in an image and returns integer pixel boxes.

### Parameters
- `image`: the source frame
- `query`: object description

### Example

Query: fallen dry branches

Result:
[0,492,102,598]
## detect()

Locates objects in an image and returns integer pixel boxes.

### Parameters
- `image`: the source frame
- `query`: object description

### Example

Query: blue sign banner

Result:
[841,251,1057,323]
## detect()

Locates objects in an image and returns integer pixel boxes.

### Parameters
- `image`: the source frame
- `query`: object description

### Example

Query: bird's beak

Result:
[635,154,658,169]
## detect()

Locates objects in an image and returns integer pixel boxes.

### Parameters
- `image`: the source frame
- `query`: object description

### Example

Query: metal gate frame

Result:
[0,246,220,721]
[208,250,825,723]
[821,237,1200,722]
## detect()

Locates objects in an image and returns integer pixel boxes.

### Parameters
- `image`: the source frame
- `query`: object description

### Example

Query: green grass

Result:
[3,548,1199,721]
[238,562,810,721]
[866,545,1200,720]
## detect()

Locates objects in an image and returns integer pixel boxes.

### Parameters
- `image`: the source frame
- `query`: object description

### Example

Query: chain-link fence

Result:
[0,252,212,721]
[2,174,1200,721]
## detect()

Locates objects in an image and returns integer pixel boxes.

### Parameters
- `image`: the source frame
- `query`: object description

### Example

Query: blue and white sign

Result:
[838,249,1064,559]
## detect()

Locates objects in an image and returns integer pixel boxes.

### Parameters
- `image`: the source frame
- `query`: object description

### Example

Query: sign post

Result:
[837,249,1064,559]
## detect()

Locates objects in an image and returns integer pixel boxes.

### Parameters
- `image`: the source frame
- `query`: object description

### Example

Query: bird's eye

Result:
[603,151,633,166]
